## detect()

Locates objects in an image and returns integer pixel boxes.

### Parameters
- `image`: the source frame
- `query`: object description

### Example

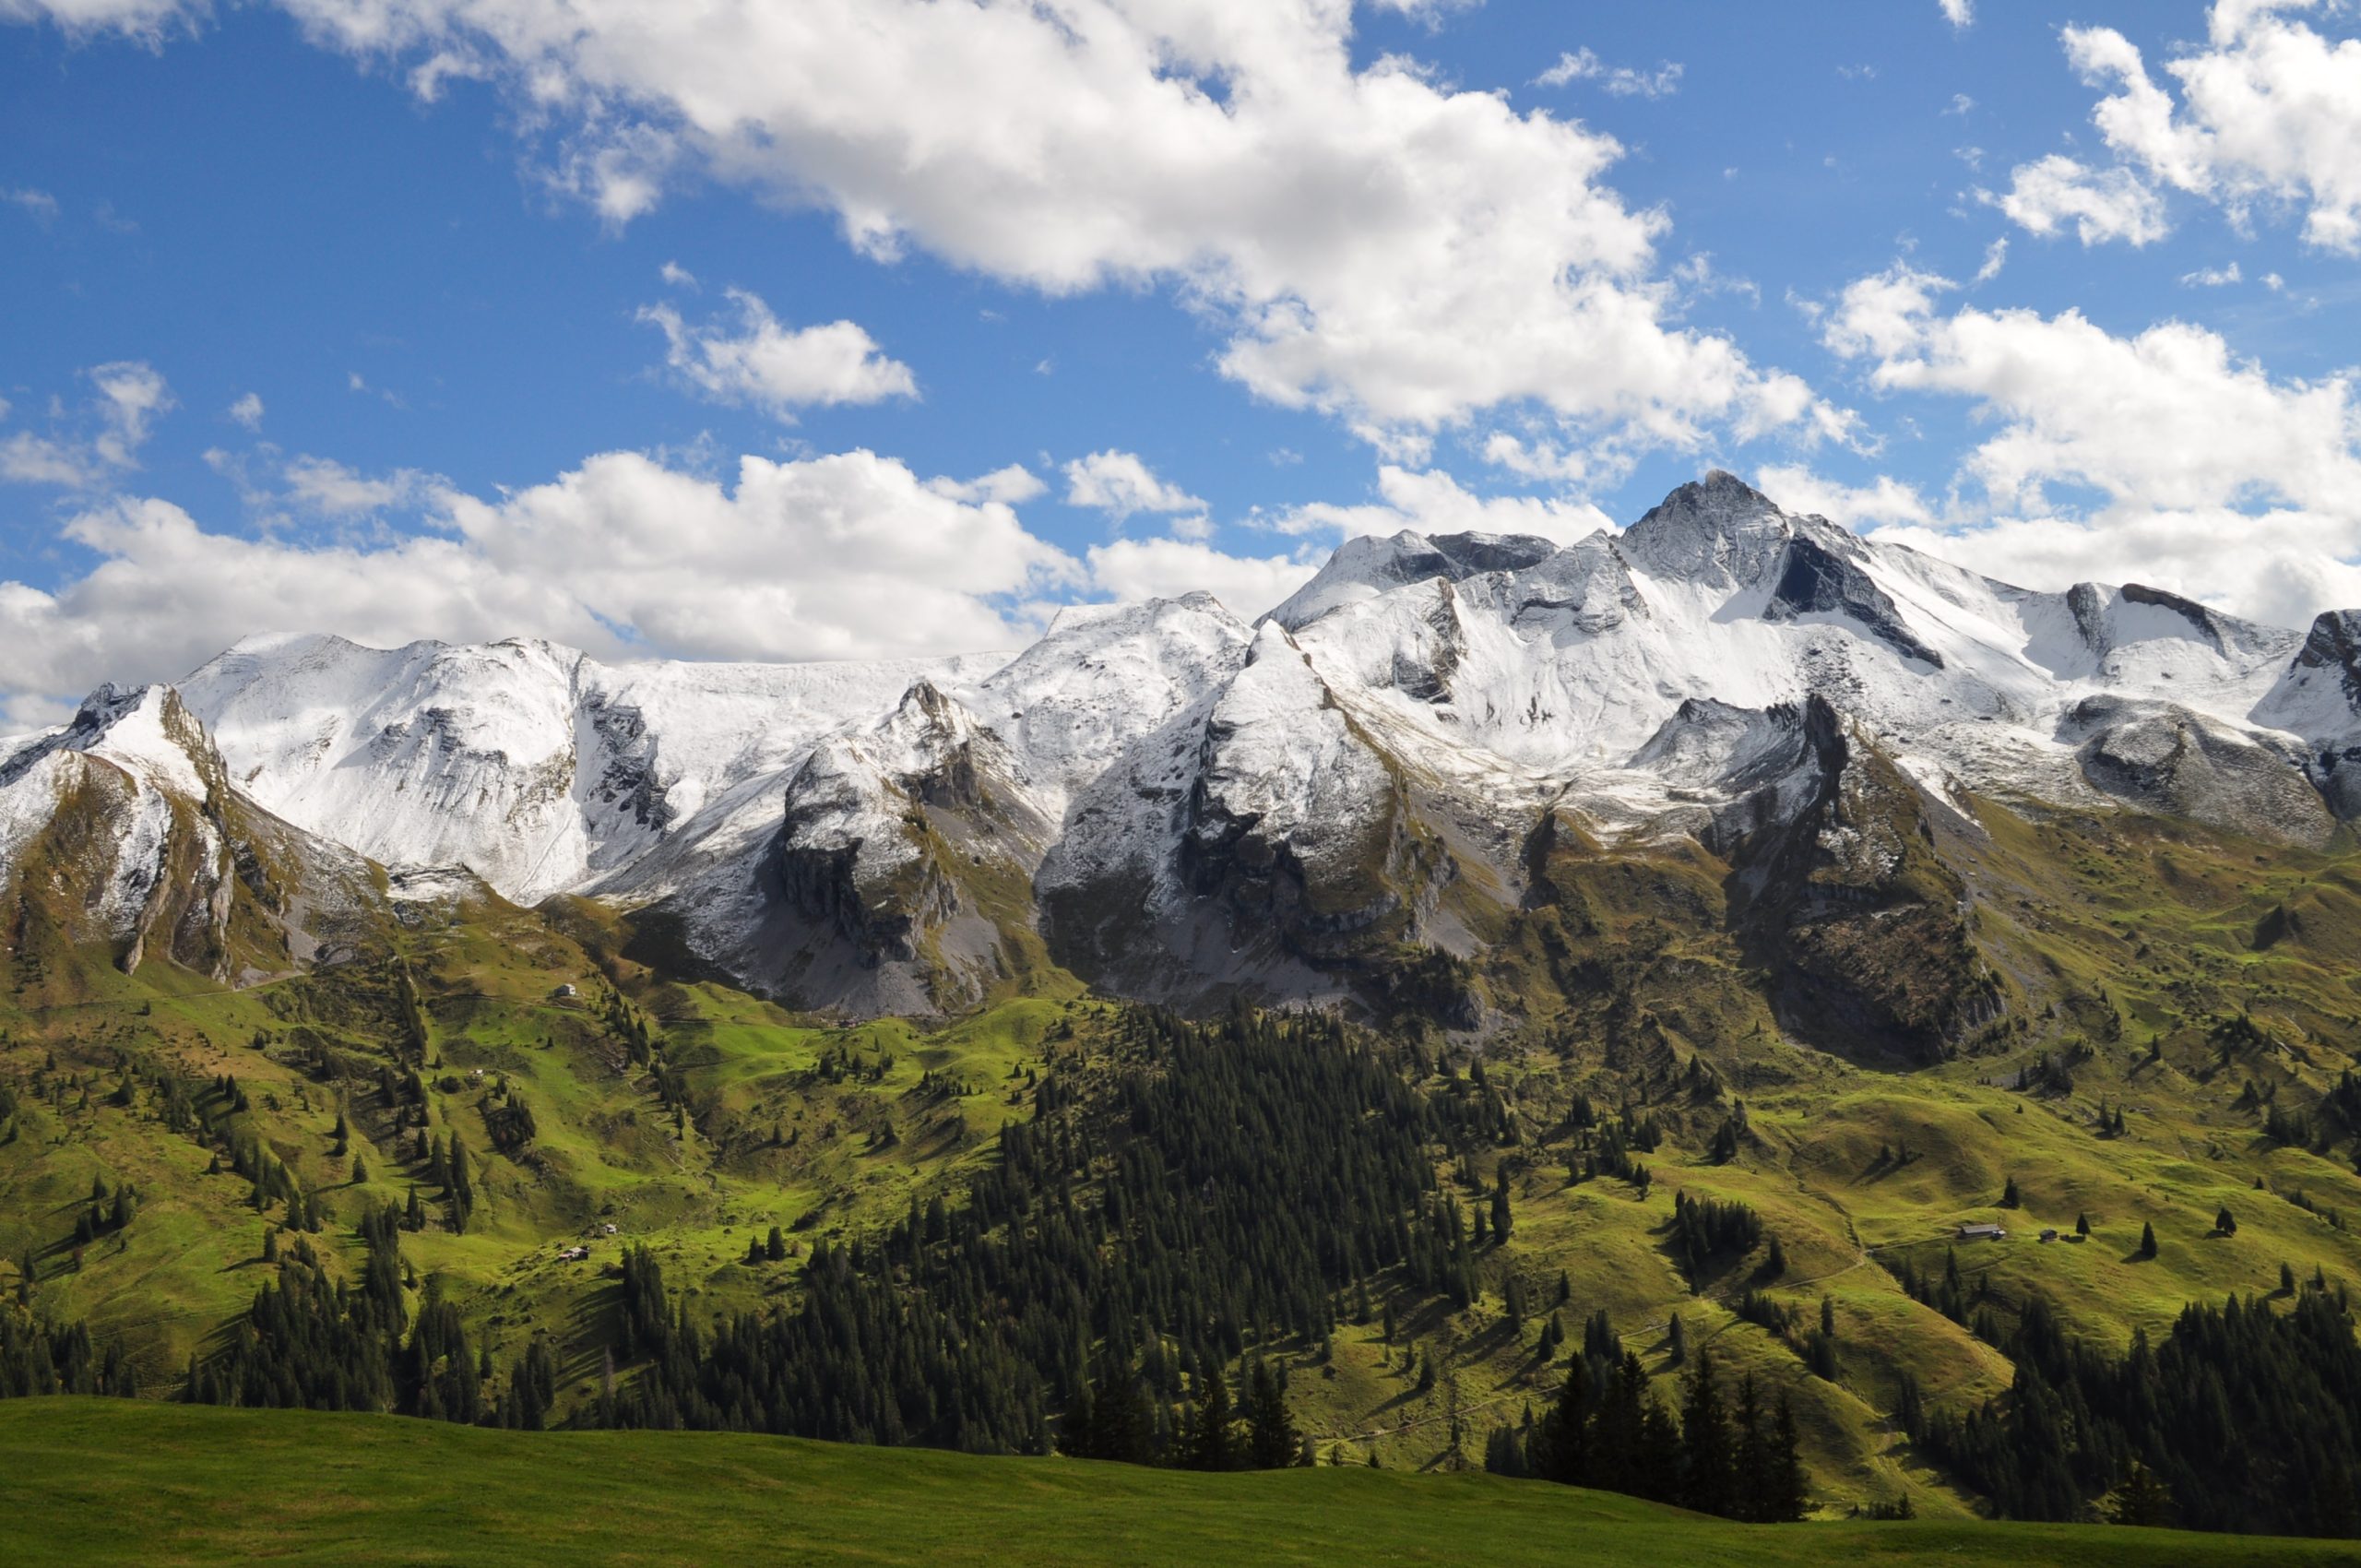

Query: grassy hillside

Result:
[2,800,2360,1522]
[6,1400,2356,1568]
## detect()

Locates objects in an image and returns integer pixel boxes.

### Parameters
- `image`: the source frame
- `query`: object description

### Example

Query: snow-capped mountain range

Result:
[9,471,2361,1023]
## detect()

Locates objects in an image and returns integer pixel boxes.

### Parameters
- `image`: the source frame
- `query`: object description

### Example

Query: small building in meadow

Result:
[1958,1221,2008,1241]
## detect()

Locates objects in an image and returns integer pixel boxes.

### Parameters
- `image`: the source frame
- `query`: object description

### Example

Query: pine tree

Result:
[1245,1361,1299,1468]
[1489,1169,1513,1242]
[765,1225,788,1262]
[1766,1395,1809,1522]
[1633,1386,1685,1506]
[1679,1347,1735,1517]
[1184,1367,1236,1471]
[1089,1360,1156,1466]
[2111,1462,2174,1527]
[1732,1372,1770,1523]
[1062,1382,1097,1458]
[1535,1357,1590,1485]
[2213,1206,2236,1237]
[448,1134,475,1232]
[2001,1175,2023,1208]
[350,1153,368,1186]
[2137,1221,2157,1259]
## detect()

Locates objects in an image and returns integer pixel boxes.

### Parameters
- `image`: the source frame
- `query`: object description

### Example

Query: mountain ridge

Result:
[9,470,2361,1039]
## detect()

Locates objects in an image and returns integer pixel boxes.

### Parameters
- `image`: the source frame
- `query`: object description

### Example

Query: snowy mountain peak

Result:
[2,682,224,802]
[1267,528,1557,631]
[1615,468,1793,589]
[0,674,392,983]
[2295,607,2361,683]
[2255,609,2361,813]
[1042,589,1233,639]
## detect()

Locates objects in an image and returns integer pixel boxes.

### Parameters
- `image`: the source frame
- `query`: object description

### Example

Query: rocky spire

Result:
[1617,469,1791,589]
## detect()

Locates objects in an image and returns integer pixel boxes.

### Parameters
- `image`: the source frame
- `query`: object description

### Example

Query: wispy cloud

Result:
[3,187,59,224]
[1533,48,1682,99]
[0,362,173,491]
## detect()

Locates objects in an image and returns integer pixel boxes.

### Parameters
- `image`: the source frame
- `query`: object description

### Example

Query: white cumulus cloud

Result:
[0,446,1086,710]
[1062,450,1205,521]
[1753,464,1938,529]
[2062,4,2361,254]
[1821,258,2361,627]
[927,463,1048,506]
[1982,154,2169,246]
[205,0,1835,471]
[1272,464,1614,547]
[639,288,916,421]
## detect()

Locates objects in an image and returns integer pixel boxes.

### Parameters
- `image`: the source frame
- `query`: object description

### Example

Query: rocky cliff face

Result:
[2063,695,2331,847]
[0,684,381,994]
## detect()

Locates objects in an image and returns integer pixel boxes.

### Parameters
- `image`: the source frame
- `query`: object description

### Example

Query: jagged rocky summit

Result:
[8,471,2360,1059]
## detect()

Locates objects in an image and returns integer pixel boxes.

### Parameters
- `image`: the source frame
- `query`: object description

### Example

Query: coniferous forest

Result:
[1917,1289,2361,1535]
[597,1005,1460,1455]
[4,999,2361,1539]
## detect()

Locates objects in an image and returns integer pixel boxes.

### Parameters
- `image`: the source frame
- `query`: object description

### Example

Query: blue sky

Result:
[5,0,2361,721]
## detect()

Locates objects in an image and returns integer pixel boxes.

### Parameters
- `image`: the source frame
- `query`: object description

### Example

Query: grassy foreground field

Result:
[4,1401,2355,1568]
